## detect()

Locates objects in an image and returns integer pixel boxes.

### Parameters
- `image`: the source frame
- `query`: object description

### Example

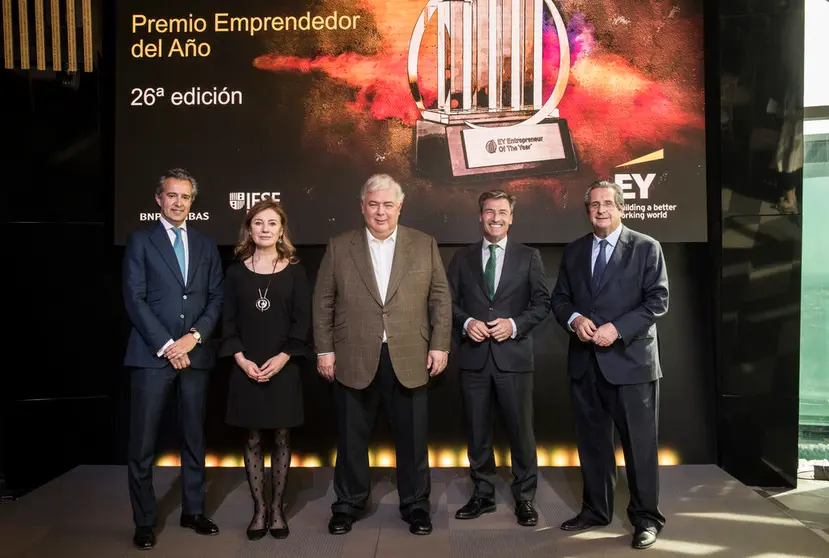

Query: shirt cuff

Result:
[157,339,174,358]
[317,352,334,356]
[509,318,517,339]
[462,317,473,336]
[567,312,582,332]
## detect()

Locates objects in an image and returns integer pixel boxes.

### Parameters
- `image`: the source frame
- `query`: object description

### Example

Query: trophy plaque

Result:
[408,0,578,180]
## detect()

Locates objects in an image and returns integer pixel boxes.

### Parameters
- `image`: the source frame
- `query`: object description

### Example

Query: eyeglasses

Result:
[589,201,618,211]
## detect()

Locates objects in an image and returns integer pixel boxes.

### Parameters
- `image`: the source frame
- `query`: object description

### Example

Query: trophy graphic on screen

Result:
[409,0,578,180]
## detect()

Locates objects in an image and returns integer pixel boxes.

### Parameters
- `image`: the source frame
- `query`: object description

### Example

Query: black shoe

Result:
[180,514,219,536]
[133,526,156,550]
[560,515,608,531]
[269,525,290,539]
[632,526,658,549]
[515,501,538,526]
[269,507,290,539]
[246,509,267,541]
[328,512,354,535]
[455,497,496,520]
[403,508,432,535]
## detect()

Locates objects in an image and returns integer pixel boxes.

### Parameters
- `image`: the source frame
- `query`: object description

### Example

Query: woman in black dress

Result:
[221,199,310,540]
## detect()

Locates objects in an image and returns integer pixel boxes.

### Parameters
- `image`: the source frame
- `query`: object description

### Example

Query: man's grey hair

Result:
[584,180,624,209]
[360,174,405,203]
[156,168,198,199]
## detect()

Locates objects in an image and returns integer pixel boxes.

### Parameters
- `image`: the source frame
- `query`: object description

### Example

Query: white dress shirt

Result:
[317,227,399,357]
[367,227,398,342]
[156,217,190,356]
[567,223,623,330]
[463,236,517,339]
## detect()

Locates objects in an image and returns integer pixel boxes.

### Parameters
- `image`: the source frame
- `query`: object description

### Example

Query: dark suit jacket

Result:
[447,240,551,372]
[552,226,669,385]
[122,221,224,369]
[313,226,452,390]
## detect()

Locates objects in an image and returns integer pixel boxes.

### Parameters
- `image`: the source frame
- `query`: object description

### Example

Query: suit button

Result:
[183,295,187,300]
[489,307,493,311]
[180,314,185,319]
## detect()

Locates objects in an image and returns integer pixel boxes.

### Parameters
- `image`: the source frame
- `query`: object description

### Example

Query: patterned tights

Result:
[243,428,291,530]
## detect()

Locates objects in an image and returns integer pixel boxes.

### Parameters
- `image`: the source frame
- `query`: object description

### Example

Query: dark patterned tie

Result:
[591,239,608,293]
[484,244,498,300]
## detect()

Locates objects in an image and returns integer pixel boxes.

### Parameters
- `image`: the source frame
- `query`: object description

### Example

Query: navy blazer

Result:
[447,240,551,372]
[552,225,669,385]
[122,221,223,369]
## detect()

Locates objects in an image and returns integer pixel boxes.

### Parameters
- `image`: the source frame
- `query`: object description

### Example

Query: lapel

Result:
[579,234,593,295]
[150,222,185,286]
[493,240,517,301]
[350,229,383,307]
[385,227,413,304]
[186,226,203,286]
[466,240,488,300]
[595,226,631,297]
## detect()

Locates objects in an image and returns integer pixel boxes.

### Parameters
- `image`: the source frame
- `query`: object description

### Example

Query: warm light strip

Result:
[532,0,542,108]
[17,0,29,69]
[462,0,472,110]
[155,447,680,468]
[49,0,59,71]
[65,0,76,72]
[33,0,44,70]
[436,2,446,110]
[510,0,521,109]
[81,0,91,71]
[2,0,12,69]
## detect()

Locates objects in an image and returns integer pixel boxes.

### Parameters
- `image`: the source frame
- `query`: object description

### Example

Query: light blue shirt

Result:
[568,224,623,330]
[159,216,189,283]
[156,216,190,356]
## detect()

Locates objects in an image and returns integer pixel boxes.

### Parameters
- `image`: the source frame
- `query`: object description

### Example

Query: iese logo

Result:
[614,174,655,200]
[229,192,281,211]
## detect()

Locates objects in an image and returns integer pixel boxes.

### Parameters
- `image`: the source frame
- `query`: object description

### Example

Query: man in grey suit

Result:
[551,180,669,550]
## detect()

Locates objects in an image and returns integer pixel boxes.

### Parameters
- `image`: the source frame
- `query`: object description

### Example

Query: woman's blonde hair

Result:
[234,199,298,264]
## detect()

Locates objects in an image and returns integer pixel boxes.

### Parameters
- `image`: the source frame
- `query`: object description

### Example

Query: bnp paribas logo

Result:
[229,192,281,210]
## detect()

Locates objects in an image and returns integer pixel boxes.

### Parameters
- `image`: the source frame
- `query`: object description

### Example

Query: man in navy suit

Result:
[447,190,550,527]
[552,181,669,550]
[123,168,223,550]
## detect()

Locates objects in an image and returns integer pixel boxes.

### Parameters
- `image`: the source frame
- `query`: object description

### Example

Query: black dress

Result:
[221,261,311,429]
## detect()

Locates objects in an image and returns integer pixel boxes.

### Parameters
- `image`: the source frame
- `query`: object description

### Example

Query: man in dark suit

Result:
[447,190,550,527]
[313,174,452,536]
[551,180,669,550]
[123,168,223,550]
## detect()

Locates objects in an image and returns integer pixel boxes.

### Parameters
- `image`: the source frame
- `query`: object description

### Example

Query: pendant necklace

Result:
[254,255,278,312]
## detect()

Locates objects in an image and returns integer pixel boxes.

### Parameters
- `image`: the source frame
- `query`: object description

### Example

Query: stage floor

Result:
[0,465,827,557]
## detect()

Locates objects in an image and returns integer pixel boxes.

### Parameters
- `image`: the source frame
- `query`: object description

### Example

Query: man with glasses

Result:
[551,180,670,550]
